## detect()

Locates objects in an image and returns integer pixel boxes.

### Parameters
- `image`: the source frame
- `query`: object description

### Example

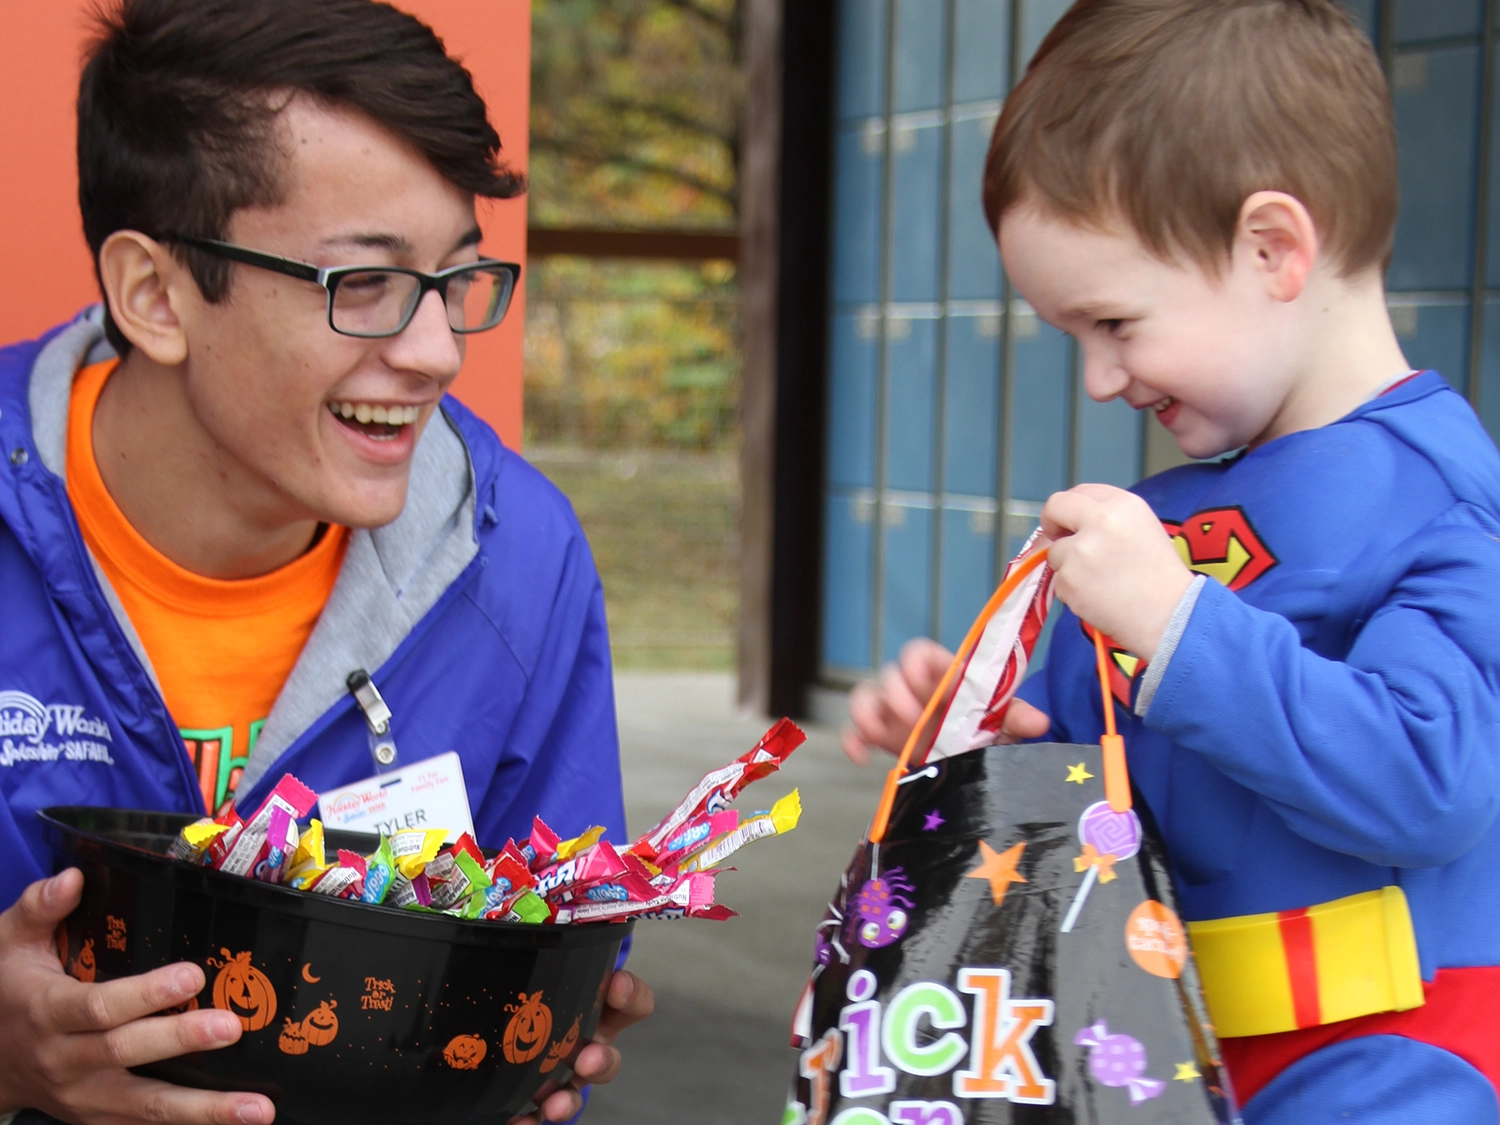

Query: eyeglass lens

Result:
[331,265,514,336]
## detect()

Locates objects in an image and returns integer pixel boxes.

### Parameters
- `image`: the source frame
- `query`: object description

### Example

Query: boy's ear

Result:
[97,231,192,365]
[1235,191,1319,303]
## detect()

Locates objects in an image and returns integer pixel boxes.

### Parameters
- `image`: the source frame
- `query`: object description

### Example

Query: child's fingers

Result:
[840,724,874,766]
[1003,698,1051,741]
[898,638,954,702]
[1039,488,1093,540]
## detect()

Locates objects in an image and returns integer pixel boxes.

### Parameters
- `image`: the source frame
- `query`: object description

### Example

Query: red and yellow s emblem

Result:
[1161,506,1277,592]
[1084,507,1277,707]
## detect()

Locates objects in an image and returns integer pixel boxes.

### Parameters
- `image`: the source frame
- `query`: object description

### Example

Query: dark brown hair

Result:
[982,0,1397,277]
[79,0,526,352]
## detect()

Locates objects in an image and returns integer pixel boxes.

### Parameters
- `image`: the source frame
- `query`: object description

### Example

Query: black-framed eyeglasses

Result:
[168,235,520,339]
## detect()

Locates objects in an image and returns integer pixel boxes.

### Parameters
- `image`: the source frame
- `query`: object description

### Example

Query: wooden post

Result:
[736,0,785,714]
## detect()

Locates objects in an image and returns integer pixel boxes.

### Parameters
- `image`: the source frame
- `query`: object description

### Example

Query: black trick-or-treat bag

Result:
[783,540,1241,1125]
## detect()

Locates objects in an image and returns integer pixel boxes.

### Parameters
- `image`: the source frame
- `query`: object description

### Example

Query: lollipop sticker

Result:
[1073,1020,1166,1104]
[1060,800,1141,933]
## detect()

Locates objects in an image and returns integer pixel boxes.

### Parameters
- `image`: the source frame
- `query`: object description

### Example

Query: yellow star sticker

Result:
[1173,1061,1201,1082]
[966,840,1028,905]
[1066,762,1093,784]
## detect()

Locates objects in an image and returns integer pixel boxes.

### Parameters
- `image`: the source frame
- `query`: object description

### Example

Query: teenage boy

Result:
[844,1,1500,1121]
[0,2,649,1123]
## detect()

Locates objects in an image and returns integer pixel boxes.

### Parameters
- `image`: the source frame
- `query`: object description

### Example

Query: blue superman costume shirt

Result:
[1020,371,1500,1123]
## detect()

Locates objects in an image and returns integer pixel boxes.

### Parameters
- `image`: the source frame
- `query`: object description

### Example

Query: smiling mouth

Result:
[1152,397,1177,415]
[328,401,421,442]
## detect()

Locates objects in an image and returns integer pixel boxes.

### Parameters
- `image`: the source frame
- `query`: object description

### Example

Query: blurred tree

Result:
[528,0,743,229]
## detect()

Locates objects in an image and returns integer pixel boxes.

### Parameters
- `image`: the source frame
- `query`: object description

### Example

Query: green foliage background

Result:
[525,0,745,667]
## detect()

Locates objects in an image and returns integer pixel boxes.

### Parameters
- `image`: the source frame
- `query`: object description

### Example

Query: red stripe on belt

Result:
[1278,908,1322,1029]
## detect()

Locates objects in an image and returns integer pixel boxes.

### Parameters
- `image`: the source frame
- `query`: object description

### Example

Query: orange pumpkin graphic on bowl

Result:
[301,1000,338,1047]
[502,991,553,1065]
[278,1018,309,1056]
[539,1015,582,1075]
[207,949,277,1031]
[444,1033,488,1070]
[70,939,96,984]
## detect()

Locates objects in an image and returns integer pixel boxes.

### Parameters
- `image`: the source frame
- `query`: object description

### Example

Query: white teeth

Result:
[328,401,422,426]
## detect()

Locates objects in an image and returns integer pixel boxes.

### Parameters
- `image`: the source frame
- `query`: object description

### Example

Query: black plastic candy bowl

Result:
[41,807,632,1125]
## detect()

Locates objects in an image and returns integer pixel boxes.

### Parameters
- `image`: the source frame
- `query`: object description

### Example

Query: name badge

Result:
[317,751,475,842]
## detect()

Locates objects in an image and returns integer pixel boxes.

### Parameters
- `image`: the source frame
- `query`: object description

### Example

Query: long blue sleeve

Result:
[1146,512,1500,868]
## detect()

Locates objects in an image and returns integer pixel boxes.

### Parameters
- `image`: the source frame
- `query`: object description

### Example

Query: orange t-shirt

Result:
[66,360,348,813]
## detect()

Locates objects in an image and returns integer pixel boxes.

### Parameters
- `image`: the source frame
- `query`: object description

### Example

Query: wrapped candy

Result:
[167,721,806,926]
[168,818,228,864]
[634,718,804,856]
[673,791,801,876]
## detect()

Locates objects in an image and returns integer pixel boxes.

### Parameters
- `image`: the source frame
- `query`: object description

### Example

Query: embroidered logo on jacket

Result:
[0,690,115,767]
[1084,507,1278,707]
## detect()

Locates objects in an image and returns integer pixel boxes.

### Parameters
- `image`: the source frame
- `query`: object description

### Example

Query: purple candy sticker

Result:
[1078,800,1142,859]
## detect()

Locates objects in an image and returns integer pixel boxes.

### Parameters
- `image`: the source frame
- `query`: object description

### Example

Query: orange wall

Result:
[0,0,530,449]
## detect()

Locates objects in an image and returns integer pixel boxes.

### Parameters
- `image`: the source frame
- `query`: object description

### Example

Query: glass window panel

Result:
[822,494,876,670]
[827,311,881,488]
[1480,299,1500,442]
[838,0,888,121]
[894,0,947,113]
[881,503,934,662]
[943,314,1001,497]
[953,0,1009,105]
[885,316,940,491]
[831,123,886,305]
[1484,52,1500,288]
[1075,391,1143,488]
[1019,0,1072,68]
[890,122,944,303]
[939,507,995,651]
[1338,0,1378,39]
[1008,305,1072,501]
[1390,296,1471,393]
[1389,45,1481,291]
[1394,0,1482,43]
[948,113,1003,300]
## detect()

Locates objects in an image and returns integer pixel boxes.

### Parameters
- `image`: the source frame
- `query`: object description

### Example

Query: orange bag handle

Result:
[867,549,1130,843]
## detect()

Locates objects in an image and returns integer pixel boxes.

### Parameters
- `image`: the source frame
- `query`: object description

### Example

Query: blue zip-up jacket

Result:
[1021,371,1500,979]
[0,310,626,912]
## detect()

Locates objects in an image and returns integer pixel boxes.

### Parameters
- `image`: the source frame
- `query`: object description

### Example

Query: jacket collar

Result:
[19,308,482,789]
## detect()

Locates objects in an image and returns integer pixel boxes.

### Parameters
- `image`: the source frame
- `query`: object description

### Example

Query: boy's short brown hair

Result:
[983,0,1396,277]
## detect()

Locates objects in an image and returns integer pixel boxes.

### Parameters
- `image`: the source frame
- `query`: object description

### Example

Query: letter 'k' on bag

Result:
[783,538,1241,1125]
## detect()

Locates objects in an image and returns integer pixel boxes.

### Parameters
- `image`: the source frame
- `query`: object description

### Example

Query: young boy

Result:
[844,1,1500,1121]
[0,2,648,1123]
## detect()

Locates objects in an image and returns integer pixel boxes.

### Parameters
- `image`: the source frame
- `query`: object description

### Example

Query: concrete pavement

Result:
[585,673,883,1125]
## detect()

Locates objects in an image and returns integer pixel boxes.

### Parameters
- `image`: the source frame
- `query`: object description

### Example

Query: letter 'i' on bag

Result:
[782,535,1241,1125]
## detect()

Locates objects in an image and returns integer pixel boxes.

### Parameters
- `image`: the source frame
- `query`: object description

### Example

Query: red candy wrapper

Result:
[636,719,805,855]
[308,849,367,900]
[555,871,719,924]
[633,809,739,867]
[535,839,627,900]
[522,816,562,871]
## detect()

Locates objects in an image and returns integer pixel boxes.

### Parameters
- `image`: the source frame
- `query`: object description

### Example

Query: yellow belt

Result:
[1186,886,1425,1038]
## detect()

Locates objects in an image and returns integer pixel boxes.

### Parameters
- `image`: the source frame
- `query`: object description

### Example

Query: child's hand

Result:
[1040,483,1195,660]
[841,638,1050,765]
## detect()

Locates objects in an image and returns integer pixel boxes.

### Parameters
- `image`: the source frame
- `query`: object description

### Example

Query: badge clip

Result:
[347,669,398,773]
